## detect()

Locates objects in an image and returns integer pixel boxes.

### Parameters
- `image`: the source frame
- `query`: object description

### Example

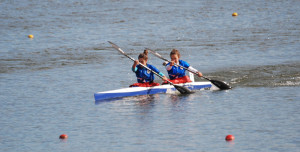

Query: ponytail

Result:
[138,50,148,60]
[143,49,148,56]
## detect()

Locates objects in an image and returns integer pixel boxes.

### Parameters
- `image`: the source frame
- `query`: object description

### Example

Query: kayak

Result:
[94,81,219,101]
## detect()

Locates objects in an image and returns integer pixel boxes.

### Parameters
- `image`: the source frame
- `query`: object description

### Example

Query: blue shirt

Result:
[166,60,190,80]
[132,64,164,83]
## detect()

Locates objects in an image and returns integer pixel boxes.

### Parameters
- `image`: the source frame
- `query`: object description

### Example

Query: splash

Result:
[202,62,300,88]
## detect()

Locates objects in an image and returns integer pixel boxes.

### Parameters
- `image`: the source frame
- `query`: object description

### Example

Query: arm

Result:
[187,66,202,77]
[165,61,174,71]
[149,64,168,81]
[132,60,139,72]
[159,72,168,81]
[180,60,203,77]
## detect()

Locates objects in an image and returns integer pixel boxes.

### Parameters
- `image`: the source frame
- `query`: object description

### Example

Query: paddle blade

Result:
[210,80,232,90]
[174,85,194,94]
[108,41,125,54]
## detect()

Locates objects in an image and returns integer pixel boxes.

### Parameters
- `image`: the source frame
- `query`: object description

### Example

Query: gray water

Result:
[1,0,300,151]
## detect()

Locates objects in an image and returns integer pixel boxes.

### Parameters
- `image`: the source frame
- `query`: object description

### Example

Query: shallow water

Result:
[1,0,300,151]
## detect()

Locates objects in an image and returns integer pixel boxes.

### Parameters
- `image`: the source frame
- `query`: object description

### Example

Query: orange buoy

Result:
[59,134,68,139]
[232,12,238,16]
[225,135,235,141]
[28,35,34,39]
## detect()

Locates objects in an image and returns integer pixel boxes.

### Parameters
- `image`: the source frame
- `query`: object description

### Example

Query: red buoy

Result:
[59,134,68,139]
[225,135,235,141]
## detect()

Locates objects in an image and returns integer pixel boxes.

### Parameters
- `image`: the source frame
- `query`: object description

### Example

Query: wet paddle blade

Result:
[174,85,194,94]
[210,80,232,90]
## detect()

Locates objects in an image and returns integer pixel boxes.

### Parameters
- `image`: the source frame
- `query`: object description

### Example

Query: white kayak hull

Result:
[94,81,219,101]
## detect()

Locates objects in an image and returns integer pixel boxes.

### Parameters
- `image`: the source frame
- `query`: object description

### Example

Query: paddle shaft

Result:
[145,48,210,79]
[146,48,232,90]
[109,42,175,85]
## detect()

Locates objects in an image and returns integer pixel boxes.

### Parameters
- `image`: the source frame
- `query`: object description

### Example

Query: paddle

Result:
[108,41,193,94]
[146,48,232,90]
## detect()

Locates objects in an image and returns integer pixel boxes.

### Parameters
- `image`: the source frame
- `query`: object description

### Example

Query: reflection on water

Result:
[133,94,158,107]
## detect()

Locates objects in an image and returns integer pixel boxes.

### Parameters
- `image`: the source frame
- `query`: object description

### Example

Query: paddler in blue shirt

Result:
[130,50,167,87]
[164,49,202,84]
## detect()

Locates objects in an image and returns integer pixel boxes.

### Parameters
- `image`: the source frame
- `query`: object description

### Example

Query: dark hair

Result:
[138,50,148,60]
[170,49,180,58]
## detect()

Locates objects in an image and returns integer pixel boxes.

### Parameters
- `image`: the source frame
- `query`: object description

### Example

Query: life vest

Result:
[166,60,190,80]
[134,64,161,83]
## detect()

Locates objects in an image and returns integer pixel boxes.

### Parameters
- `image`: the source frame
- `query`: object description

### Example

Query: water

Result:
[1,0,300,151]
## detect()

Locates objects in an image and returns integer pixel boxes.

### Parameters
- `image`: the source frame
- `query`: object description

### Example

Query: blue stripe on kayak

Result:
[187,84,212,90]
[94,88,168,101]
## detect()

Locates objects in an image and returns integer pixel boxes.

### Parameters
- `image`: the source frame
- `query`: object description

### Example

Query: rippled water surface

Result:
[0,0,300,151]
